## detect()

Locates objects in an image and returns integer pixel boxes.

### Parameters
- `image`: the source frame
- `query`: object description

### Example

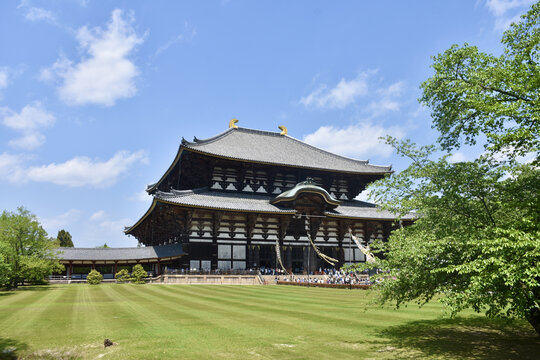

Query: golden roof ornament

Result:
[229,118,239,129]
[278,125,288,135]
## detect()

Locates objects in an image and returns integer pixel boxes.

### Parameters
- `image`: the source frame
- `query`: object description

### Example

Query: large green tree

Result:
[57,229,74,247]
[420,2,539,161]
[362,3,540,336]
[0,207,62,288]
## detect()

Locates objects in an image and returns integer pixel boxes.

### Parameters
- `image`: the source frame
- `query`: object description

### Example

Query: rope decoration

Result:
[349,229,376,263]
[275,239,288,274]
[305,217,338,266]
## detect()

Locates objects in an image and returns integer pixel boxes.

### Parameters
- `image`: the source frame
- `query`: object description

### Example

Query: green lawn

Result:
[0,284,538,359]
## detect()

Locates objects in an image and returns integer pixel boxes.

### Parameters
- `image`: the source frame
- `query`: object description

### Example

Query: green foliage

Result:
[87,270,103,285]
[362,2,540,336]
[0,207,62,288]
[0,245,11,288]
[57,230,74,247]
[96,243,109,248]
[131,264,147,284]
[420,2,539,162]
[115,268,131,283]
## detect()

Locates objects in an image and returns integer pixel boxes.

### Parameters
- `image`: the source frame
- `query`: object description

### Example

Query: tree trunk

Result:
[526,307,540,337]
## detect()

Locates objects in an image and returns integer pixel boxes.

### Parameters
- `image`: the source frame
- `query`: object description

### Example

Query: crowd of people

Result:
[277,268,372,285]
[164,266,374,285]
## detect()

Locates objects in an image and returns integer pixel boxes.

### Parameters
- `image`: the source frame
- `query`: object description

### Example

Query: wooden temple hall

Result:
[124,120,413,274]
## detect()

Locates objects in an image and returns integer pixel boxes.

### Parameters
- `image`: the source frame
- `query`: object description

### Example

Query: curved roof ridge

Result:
[184,126,392,171]
[182,127,235,147]
[282,133,393,169]
[165,187,209,197]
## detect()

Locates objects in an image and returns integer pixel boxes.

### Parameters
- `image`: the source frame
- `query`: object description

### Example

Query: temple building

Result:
[125,121,413,273]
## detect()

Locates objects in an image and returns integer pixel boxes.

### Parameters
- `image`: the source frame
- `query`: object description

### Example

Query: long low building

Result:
[56,243,184,277]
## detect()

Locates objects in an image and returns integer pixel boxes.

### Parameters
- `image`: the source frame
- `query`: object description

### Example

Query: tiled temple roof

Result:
[56,243,184,262]
[153,188,414,220]
[181,127,392,174]
[155,188,296,213]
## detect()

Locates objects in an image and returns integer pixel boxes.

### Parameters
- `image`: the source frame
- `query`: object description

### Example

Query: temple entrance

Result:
[259,245,274,269]
[291,246,304,273]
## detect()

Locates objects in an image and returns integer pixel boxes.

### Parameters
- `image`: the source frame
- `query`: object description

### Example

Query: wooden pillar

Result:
[254,245,260,268]
[157,260,161,275]
[114,261,118,275]
[68,261,73,278]
[91,261,95,270]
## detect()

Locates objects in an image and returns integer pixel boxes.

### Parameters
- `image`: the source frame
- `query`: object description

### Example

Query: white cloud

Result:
[8,133,46,150]
[485,0,535,30]
[1,102,55,150]
[0,152,26,182]
[39,209,81,236]
[300,72,371,109]
[1,102,55,131]
[448,152,468,163]
[130,189,151,202]
[0,150,147,187]
[83,216,136,247]
[45,9,144,106]
[26,150,148,187]
[368,81,406,117]
[90,210,106,221]
[0,68,9,89]
[155,22,196,56]
[303,122,405,159]
[18,0,59,26]
[25,7,56,23]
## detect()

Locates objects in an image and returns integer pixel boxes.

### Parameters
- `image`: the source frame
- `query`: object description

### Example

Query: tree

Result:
[420,2,539,162]
[0,207,63,288]
[360,3,540,336]
[115,268,131,283]
[131,264,147,284]
[87,269,103,285]
[57,230,74,247]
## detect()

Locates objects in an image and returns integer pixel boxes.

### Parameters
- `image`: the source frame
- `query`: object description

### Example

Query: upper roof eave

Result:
[147,126,393,192]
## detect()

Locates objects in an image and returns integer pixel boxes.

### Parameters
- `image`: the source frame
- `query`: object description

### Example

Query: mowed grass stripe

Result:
[109,284,274,357]
[156,285,431,336]
[1,285,535,360]
[144,285,333,342]
[145,285,373,359]
[0,286,67,334]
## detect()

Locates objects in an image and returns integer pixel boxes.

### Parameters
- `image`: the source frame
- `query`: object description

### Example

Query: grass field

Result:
[0,284,538,359]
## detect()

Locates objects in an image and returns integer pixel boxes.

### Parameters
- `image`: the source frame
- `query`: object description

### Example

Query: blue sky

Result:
[0,0,535,247]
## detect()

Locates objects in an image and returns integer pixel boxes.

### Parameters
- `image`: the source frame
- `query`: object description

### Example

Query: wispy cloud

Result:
[368,81,406,117]
[26,150,148,187]
[130,189,151,202]
[299,71,372,109]
[485,0,535,30]
[1,102,55,150]
[0,152,26,182]
[39,209,81,237]
[42,9,145,106]
[18,0,60,26]
[303,122,405,159]
[90,210,106,221]
[155,22,196,57]
[0,68,9,89]
[0,150,147,187]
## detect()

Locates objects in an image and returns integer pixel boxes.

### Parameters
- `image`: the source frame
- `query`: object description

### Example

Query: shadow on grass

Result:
[0,285,58,298]
[0,338,28,360]
[378,317,540,359]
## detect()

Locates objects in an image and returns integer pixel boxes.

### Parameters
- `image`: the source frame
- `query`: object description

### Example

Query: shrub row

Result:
[87,264,148,285]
